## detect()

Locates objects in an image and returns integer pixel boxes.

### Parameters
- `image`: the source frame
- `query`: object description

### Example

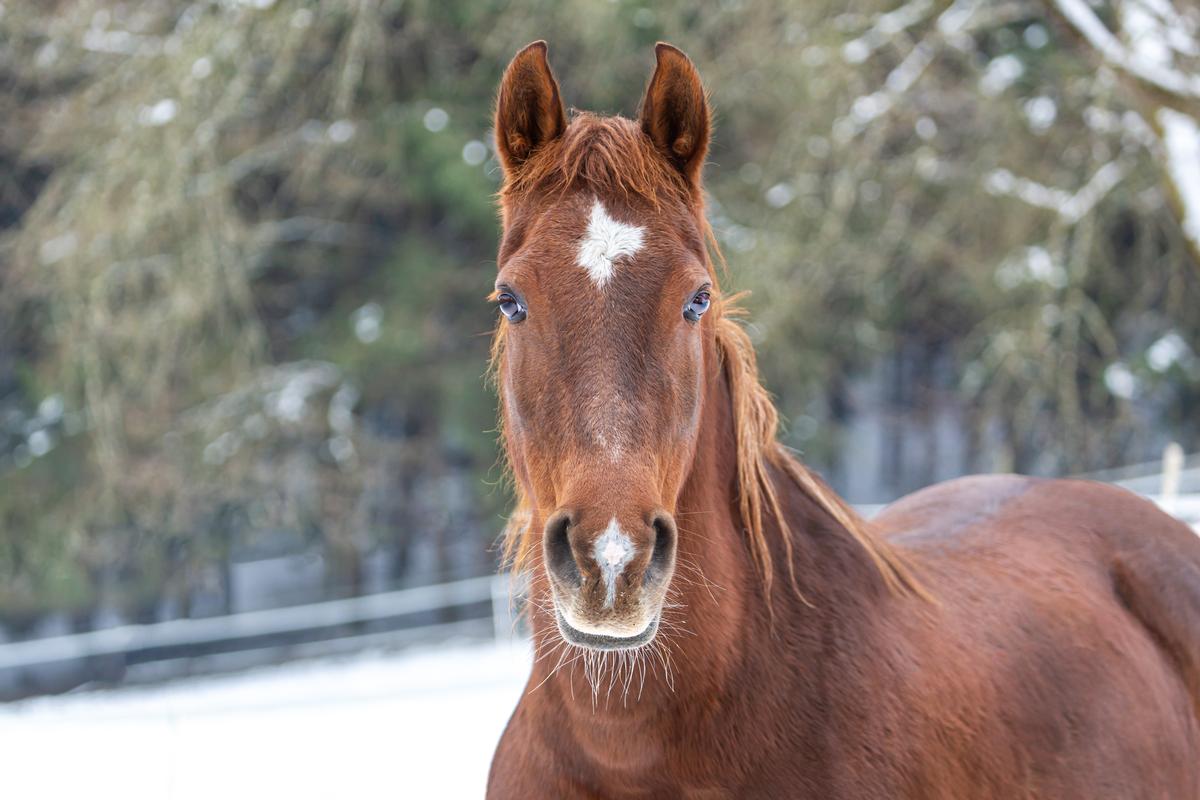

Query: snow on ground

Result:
[0,639,532,799]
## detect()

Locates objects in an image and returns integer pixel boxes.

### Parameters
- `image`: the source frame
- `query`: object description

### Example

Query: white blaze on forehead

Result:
[577,199,645,287]
[593,517,634,608]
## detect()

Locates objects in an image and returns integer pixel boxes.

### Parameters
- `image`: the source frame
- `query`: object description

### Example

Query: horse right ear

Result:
[494,41,567,177]
[638,43,709,186]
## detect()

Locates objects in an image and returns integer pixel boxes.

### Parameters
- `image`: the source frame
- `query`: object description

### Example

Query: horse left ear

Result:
[638,43,710,185]
[495,41,568,177]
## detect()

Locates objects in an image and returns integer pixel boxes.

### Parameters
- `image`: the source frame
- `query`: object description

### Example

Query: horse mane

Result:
[712,301,926,602]
[492,113,924,601]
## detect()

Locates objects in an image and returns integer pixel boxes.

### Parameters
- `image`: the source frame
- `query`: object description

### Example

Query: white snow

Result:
[1023,96,1058,133]
[980,54,1024,96]
[39,232,78,265]
[423,108,449,133]
[765,182,797,208]
[1146,331,1191,372]
[1158,107,1200,251]
[0,640,531,799]
[994,246,1068,290]
[1104,361,1138,399]
[462,140,488,166]
[191,57,213,80]
[327,120,356,144]
[139,99,178,127]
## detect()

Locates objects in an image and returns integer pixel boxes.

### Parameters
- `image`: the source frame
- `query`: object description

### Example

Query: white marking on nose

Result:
[592,518,634,608]
[576,199,645,287]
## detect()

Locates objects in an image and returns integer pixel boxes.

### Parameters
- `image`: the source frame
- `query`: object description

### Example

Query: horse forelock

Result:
[499,113,695,210]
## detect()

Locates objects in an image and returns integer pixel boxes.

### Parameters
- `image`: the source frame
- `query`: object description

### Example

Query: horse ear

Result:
[638,43,710,185]
[494,41,567,176]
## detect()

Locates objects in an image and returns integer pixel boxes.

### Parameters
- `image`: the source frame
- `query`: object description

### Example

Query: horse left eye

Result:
[684,291,711,322]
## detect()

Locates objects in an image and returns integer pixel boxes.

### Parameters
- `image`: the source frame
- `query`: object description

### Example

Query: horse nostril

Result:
[649,512,677,579]
[544,510,582,588]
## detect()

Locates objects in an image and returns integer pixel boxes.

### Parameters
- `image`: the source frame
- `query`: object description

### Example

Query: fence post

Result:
[1162,441,1184,515]
[491,573,512,643]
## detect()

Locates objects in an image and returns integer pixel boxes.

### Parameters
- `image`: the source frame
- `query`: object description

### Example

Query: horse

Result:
[484,41,1200,799]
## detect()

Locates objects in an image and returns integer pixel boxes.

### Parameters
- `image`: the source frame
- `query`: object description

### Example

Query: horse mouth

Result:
[555,610,659,651]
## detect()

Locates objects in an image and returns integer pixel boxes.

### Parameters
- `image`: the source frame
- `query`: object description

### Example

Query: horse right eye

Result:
[497,292,527,323]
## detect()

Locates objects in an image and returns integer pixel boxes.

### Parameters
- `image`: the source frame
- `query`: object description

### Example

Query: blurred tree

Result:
[0,0,1195,626]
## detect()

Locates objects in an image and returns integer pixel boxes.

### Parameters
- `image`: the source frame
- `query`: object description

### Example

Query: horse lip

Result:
[555,610,660,651]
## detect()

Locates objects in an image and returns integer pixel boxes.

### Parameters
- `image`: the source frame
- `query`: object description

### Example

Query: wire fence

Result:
[1,448,1197,694]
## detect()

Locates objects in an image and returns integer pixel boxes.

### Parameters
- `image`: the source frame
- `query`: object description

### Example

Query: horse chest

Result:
[491,695,860,799]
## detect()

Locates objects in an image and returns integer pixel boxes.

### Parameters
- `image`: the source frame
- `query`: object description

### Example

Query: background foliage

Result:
[0,0,1197,628]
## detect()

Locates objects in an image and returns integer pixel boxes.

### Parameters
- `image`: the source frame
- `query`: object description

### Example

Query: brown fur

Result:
[486,42,1200,799]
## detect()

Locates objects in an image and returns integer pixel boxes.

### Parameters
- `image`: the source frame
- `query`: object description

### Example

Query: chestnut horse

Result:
[486,41,1200,799]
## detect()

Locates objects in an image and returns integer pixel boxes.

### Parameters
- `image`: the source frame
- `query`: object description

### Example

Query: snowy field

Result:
[0,640,531,799]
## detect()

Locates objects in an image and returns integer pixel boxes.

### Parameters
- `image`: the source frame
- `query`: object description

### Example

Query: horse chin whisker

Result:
[530,629,672,708]
[523,590,691,707]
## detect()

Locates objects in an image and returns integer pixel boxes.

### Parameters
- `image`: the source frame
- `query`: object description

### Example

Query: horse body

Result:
[494,471,1200,798]
[485,41,1200,799]
[876,477,1200,798]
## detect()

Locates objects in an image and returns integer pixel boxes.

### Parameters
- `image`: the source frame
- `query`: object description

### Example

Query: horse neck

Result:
[525,340,886,716]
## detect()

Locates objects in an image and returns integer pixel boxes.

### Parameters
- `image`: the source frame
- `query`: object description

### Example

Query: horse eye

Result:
[497,292,526,323]
[684,290,711,322]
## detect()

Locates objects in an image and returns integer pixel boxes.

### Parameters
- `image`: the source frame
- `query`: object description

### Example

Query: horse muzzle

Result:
[542,507,677,649]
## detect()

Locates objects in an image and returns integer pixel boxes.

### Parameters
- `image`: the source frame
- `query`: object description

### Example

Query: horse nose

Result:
[542,509,677,603]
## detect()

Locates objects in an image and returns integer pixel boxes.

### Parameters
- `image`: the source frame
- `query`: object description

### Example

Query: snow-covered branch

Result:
[1050,0,1200,99]
[838,0,984,135]
[843,0,935,64]
[984,160,1129,223]
[1048,0,1200,259]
